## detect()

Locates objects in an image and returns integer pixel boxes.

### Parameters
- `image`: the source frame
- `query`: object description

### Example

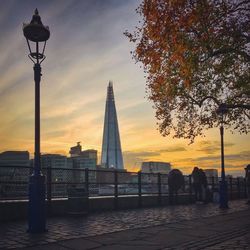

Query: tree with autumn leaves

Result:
[125,0,250,142]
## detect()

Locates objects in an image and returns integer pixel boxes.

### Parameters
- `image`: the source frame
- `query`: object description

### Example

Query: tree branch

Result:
[211,48,250,61]
[198,96,220,107]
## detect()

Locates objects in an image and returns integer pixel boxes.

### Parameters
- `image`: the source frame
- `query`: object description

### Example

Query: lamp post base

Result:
[219,180,229,209]
[28,174,47,233]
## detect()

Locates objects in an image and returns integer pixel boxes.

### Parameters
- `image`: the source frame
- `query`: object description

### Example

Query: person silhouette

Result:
[168,169,184,204]
[192,167,202,202]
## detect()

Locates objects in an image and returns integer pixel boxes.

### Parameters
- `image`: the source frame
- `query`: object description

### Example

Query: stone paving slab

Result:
[204,232,250,250]
[0,199,249,249]
[58,238,102,250]
[14,208,250,250]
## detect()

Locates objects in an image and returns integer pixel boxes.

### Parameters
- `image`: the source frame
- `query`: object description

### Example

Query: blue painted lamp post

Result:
[23,9,50,233]
[217,104,250,208]
[198,97,250,209]
[216,104,228,209]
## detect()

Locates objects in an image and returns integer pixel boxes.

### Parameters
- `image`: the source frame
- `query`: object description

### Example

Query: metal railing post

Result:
[230,177,233,200]
[138,171,142,207]
[158,173,162,205]
[189,175,192,203]
[237,177,240,198]
[85,168,89,211]
[244,178,247,198]
[114,170,118,210]
[211,176,215,191]
[46,165,52,216]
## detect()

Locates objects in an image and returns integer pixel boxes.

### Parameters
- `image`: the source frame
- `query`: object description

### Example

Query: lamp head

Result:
[23,9,50,42]
[23,9,50,63]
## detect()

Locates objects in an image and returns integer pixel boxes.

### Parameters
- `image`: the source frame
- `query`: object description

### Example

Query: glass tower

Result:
[101,81,124,169]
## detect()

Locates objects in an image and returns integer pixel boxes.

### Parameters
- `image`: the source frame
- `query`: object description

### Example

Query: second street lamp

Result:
[216,103,250,209]
[217,104,228,209]
[23,9,50,233]
[198,97,250,209]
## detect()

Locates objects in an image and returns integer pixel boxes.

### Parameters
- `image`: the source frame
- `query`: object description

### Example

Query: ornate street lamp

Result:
[23,9,50,233]
[217,103,250,208]
[216,104,229,209]
[198,96,250,209]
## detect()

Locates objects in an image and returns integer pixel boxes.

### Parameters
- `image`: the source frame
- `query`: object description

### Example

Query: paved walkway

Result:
[0,199,249,249]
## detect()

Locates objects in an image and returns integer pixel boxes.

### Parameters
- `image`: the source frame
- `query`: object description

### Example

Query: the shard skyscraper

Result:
[101,81,124,169]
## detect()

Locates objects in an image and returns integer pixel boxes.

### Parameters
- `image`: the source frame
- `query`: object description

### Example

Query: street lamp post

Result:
[217,104,228,209]
[199,97,250,209]
[23,9,50,233]
[216,103,250,209]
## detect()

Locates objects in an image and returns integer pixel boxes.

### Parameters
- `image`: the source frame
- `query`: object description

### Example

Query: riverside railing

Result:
[0,166,247,203]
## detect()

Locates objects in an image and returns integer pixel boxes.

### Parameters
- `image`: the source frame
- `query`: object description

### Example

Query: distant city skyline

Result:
[0,0,249,176]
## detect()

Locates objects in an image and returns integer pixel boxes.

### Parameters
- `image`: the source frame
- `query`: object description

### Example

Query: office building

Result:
[204,169,218,178]
[0,151,30,167]
[69,143,98,184]
[141,161,171,174]
[0,151,30,198]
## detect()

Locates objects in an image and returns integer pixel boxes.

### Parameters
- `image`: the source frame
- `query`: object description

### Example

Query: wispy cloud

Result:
[159,146,187,153]
[0,0,249,178]
[122,146,186,170]
[123,150,161,171]
[196,140,235,154]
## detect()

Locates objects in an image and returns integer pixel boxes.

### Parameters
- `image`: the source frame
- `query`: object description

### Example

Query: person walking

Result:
[192,167,202,202]
[198,168,208,203]
[168,169,184,205]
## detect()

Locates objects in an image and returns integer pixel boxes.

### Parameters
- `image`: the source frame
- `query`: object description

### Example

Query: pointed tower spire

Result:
[101,81,124,169]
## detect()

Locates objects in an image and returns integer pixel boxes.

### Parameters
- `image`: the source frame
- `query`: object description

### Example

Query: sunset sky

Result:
[0,0,249,176]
